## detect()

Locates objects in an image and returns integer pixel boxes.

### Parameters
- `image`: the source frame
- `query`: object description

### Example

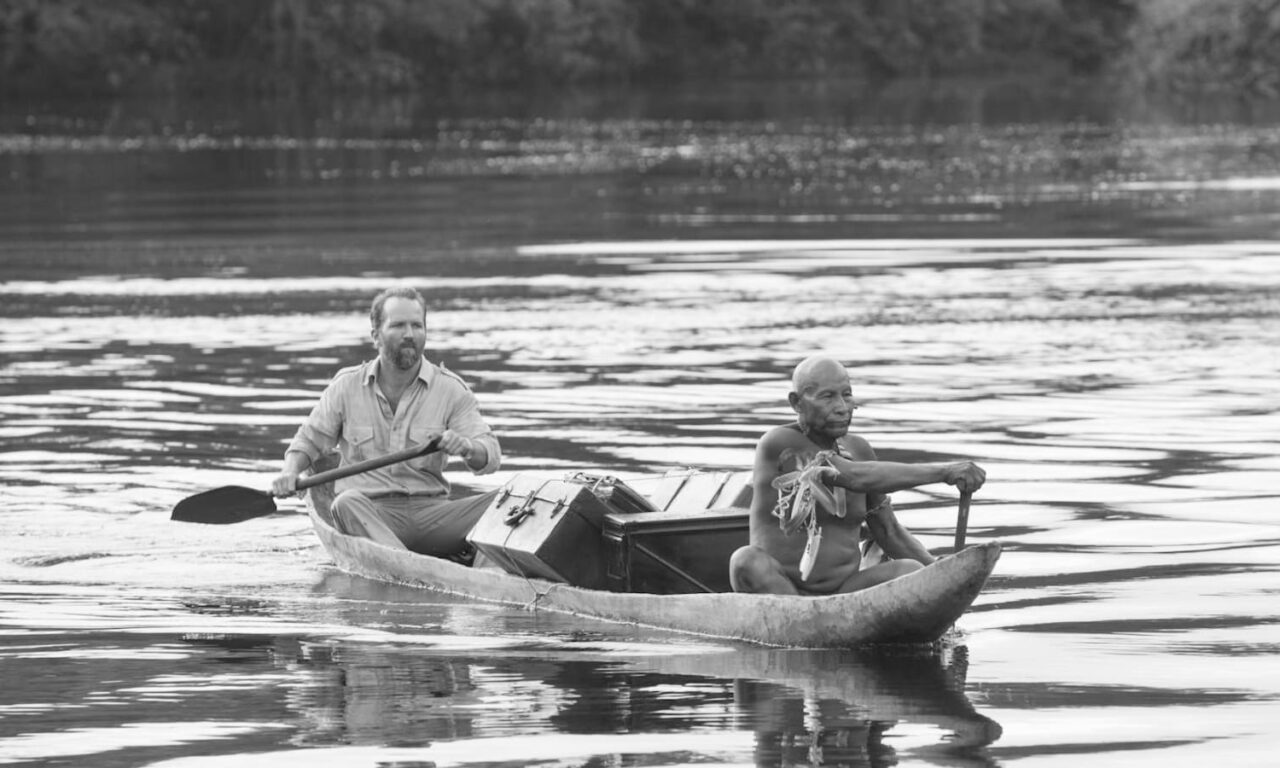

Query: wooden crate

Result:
[467,475,612,589]
[602,506,749,594]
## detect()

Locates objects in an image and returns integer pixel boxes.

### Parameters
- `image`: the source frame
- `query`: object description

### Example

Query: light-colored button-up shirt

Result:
[286,358,501,498]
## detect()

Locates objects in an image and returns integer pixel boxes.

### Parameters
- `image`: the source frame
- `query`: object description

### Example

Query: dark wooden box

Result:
[602,506,749,594]
[467,475,611,589]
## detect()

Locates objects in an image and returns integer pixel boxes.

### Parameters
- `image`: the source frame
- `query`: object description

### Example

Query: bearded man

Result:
[272,286,501,557]
[729,356,985,595]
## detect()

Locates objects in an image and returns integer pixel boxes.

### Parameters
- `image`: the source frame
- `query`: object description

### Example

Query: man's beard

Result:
[388,342,421,370]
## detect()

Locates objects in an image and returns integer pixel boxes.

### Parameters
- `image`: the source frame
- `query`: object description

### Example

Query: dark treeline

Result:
[0,0,1277,98]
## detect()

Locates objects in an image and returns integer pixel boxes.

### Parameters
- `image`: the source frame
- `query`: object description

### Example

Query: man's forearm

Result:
[829,459,950,493]
[881,530,936,565]
[282,450,312,476]
[870,512,936,565]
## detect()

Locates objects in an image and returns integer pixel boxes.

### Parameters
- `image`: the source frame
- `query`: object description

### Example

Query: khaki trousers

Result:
[331,488,499,557]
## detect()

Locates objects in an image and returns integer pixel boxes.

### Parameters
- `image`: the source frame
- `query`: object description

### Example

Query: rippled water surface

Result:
[2,83,1279,767]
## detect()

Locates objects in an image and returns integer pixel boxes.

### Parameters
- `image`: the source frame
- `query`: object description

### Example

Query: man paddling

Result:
[729,356,985,595]
[271,285,501,558]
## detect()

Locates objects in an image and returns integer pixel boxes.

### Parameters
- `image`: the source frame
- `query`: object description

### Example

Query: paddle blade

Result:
[171,486,277,524]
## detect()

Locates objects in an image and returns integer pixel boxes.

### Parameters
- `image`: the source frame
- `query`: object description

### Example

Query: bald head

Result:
[791,355,849,397]
[788,356,856,442]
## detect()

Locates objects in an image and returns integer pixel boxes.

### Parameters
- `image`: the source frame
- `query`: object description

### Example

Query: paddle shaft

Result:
[953,490,972,551]
[296,436,442,491]
[171,436,444,524]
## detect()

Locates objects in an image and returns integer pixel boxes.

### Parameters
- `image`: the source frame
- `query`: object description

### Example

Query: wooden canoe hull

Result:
[307,491,1001,648]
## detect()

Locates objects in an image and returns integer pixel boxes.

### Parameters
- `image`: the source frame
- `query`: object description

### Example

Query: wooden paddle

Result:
[953,489,973,551]
[171,436,442,524]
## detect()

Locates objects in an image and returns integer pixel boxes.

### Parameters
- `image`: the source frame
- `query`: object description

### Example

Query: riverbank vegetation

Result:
[1,0,1276,98]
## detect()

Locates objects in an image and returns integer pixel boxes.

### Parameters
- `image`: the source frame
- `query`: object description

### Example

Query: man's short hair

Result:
[370,286,427,330]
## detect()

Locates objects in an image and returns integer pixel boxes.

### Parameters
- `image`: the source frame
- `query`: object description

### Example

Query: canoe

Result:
[306,474,1001,648]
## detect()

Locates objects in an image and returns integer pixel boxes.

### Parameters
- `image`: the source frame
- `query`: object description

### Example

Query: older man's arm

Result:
[864,498,936,565]
[824,455,986,495]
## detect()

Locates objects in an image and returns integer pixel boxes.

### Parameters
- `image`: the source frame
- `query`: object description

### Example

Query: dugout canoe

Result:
[306,478,1001,648]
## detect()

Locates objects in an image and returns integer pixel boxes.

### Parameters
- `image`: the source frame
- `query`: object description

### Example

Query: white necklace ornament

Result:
[771,451,847,581]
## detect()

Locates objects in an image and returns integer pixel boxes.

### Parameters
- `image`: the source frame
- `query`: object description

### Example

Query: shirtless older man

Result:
[728,356,986,595]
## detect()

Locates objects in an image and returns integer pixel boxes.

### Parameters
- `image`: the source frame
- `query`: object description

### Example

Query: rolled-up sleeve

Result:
[471,432,502,475]
[286,381,343,463]
[447,390,501,475]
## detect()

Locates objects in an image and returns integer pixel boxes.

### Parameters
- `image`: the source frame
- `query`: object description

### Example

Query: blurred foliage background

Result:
[0,0,1276,98]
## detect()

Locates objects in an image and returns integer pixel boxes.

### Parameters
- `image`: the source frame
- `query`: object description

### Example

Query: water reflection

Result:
[709,648,999,765]
[282,642,483,746]
[273,636,1000,767]
[143,574,1001,766]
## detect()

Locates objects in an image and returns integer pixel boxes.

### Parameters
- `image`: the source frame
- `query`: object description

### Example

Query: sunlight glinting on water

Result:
[517,238,1139,256]
[0,722,292,765]
[1132,496,1277,526]
[980,705,1276,765]
[613,446,757,468]
[0,451,122,467]
[1108,177,1280,191]
[989,480,1232,505]
[131,733,760,768]
[1,314,361,350]
[964,613,1280,688]
[128,381,321,399]
[86,411,304,427]
[1154,470,1280,494]
[1014,517,1276,550]
[0,274,573,297]
[2,389,202,406]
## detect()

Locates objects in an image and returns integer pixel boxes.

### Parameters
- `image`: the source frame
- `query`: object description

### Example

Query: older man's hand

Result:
[944,461,986,494]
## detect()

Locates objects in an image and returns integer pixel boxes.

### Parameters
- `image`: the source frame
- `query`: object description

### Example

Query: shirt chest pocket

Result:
[345,427,378,462]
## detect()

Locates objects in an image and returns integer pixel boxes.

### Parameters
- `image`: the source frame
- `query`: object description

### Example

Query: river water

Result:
[1,80,1278,767]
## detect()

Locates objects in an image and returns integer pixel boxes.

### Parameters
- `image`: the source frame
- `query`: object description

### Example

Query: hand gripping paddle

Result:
[171,436,442,524]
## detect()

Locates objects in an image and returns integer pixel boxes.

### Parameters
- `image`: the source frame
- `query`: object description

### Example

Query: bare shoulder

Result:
[753,426,804,487]
[757,424,803,452]
[756,425,814,464]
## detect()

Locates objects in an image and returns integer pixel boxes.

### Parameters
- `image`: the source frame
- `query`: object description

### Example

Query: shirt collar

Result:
[363,358,436,387]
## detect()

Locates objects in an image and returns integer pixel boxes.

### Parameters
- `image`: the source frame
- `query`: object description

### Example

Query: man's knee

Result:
[330,489,407,549]
[332,488,368,510]
[883,558,923,580]
[331,489,368,529]
[729,545,783,593]
[329,490,358,529]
